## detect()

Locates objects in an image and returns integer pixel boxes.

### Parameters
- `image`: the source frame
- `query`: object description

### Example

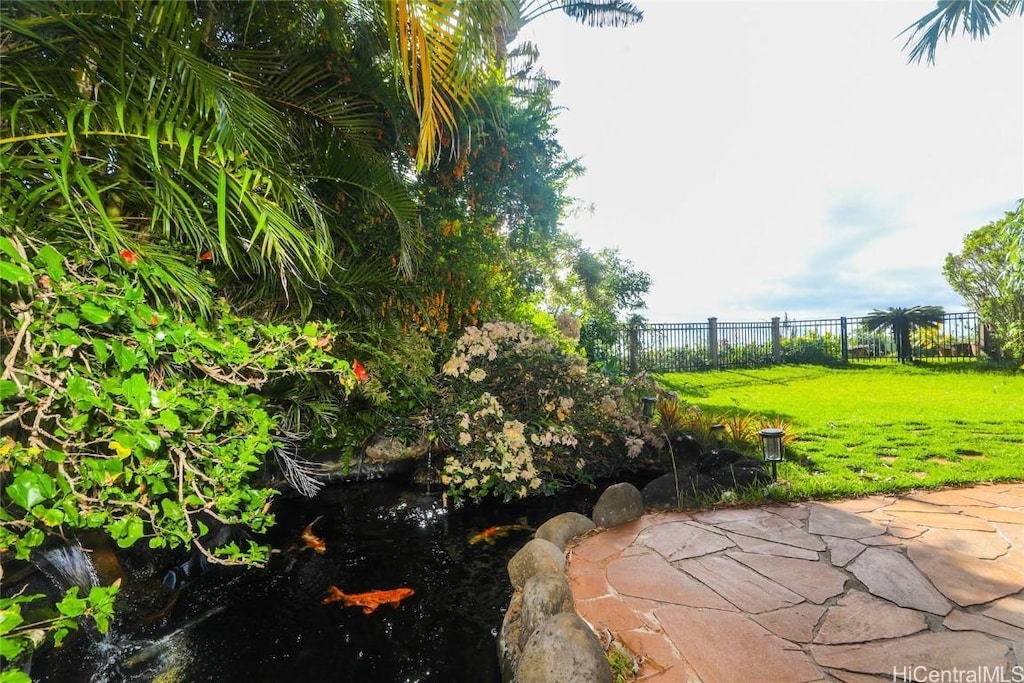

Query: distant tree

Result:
[943,200,1024,359]
[902,0,1024,63]
[544,245,650,363]
[863,306,946,363]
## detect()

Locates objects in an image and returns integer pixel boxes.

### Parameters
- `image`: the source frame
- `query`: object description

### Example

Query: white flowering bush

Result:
[435,322,646,502]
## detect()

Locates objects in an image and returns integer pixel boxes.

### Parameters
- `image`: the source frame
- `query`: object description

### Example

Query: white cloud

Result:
[519,1,1024,323]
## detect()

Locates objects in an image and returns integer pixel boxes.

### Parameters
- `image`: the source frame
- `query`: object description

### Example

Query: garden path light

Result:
[759,428,785,480]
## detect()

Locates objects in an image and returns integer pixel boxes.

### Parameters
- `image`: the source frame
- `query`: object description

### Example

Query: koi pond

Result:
[28,480,599,682]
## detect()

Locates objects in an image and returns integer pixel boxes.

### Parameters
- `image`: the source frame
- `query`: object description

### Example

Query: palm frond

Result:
[322,257,415,322]
[1,1,365,313]
[520,0,644,28]
[274,431,328,498]
[900,0,1023,64]
[312,150,423,277]
[383,0,514,170]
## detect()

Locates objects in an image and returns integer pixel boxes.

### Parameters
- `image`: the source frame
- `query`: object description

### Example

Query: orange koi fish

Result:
[468,523,532,546]
[300,516,326,553]
[321,586,415,614]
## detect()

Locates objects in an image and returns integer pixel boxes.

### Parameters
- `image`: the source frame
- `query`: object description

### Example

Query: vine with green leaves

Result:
[0,237,362,665]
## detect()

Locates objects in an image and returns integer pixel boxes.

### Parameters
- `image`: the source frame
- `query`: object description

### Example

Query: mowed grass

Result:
[655,363,1024,500]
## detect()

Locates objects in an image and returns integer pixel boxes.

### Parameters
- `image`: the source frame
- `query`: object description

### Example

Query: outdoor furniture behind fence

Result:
[615,311,987,373]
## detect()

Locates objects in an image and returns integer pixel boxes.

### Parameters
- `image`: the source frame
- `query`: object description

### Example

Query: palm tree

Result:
[382,1,643,170]
[3,0,643,317]
[863,306,946,362]
[0,1,440,313]
[902,0,1024,63]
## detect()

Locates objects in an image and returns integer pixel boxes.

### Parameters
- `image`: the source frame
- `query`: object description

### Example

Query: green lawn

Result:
[655,363,1024,501]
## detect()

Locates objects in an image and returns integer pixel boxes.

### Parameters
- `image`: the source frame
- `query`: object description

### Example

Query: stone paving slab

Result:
[751,603,827,644]
[566,483,1024,682]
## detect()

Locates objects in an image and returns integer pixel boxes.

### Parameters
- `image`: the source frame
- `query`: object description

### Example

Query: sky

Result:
[517,1,1024,323]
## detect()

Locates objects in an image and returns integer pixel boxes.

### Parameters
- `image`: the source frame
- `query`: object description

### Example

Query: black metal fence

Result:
[616,311,987,373]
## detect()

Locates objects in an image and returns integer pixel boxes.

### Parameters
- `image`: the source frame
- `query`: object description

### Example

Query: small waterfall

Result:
[89,605,224,683]
[37,542,100,595]
[30,539,225,682]
[425,443,433,494]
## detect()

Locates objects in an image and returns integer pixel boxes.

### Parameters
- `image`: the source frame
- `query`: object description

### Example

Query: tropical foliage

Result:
[863,306,946,363]
[0,239,364,566]
[901,0,1024,63]
[546,246,652,366]
[3,0,375,313]
[781,330,842,365]
[1,0,650,672]
[943,200,1024,361]
[388,71,586,339]
[0,584,119,674]
[652,394,797,455]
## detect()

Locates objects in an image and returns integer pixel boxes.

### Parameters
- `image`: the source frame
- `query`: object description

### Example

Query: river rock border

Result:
[498,482,645,683]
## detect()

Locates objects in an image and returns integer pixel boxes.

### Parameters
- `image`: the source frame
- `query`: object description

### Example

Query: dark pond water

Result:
[28,481,601,683]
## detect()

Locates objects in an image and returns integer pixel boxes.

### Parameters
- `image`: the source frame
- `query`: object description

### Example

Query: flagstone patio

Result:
[566,483,1024,682]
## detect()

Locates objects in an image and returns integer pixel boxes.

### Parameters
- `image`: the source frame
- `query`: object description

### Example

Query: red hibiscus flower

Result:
[352,360,369,383]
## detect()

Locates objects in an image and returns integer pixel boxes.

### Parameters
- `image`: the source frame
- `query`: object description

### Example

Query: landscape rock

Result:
[363,433,429,463]
[592,482,645,528]
[498,590,525,677]
[517,572,576,652]
[508,539,565,590]
[516,612,613,683]
[535,512,595,550]
[642,468,702,510]
[642,449,772,510]
[309,433,429,483]
[710,461,773,490]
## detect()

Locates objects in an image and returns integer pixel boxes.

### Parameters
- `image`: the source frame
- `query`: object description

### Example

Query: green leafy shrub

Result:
[661,400,798,453]
[0,238,361,565]
[432,322,645,502]
[1,237,367,665]
[0,584,119,676]
[781,331,842,364]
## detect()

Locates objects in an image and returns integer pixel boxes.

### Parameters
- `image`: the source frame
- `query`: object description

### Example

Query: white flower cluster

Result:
[529,426,578,449]
[438,320,643,501]
[441,413,544,497]
[442,322,555,378]
[542,396,576,422]
[625,436,645,459]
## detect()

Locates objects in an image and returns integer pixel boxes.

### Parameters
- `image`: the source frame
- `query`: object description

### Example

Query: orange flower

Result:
[352,360,369,383]
[199,250,214,262]
[120,249,137,264]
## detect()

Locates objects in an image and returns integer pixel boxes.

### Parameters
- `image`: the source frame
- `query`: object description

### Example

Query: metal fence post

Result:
[708,317,719,369]
[628,324,639,375]
[771,317,782,364]
[840,316,848,363]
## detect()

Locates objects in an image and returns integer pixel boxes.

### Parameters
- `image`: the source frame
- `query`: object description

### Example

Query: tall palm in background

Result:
[864,306,946,363]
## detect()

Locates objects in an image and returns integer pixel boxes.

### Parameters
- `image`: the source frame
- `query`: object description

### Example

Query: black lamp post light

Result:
[710,423,726,451]
[759,428,785,480]
[641,396,657,420]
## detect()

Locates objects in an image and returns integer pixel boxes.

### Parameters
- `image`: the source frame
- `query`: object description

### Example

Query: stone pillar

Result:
[708,317,719,369]
[627,325,639,375]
